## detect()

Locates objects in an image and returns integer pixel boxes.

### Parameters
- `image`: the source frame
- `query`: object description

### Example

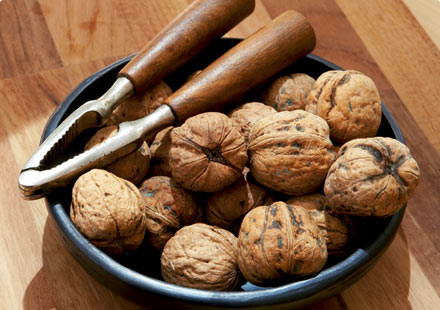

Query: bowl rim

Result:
[43,38,406,308]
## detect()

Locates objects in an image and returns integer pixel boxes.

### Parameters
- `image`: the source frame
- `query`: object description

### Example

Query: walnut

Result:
[108,80,172,125]
[286,193,353,256]
[237,201,327,285]
[262,73,315,111]
[228,102,277,144]
[161,223,240,291]
[305,70,381,144]
[248,110,336,196]
[85,126,150,185]
[324,137,420,217]
[205,169,275,234]
[149,126,173,177]
[139,176,202,251]
[169,112,248,192]
[70,169,147,255]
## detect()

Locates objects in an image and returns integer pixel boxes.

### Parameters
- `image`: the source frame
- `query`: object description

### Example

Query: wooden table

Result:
[1,0,439,309]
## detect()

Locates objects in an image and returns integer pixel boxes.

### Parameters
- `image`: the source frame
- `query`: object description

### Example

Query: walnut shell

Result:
[149,126,173,177]
[85,126,150,185]
[228,102,277,144]
[237,201,327,285]
[161,223,240,291]
[305,70,381,144]
[248,110,336,195]
[206,169,275,234]
[324,137,420,217]
[286,193,353,256]
[169,112,248,192]
[108,80,172,125]
[262,73,315,111]
[139,176,202,251]
[70,169,147,255]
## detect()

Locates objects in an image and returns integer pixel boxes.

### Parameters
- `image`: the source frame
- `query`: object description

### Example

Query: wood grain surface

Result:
[1,0,439,309]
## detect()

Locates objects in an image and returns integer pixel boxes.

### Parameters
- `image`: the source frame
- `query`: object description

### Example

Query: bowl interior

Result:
[43,38,405,308]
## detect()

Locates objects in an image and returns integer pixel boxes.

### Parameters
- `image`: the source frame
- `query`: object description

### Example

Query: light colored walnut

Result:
[248,110,336,195]
[305,70,381,144]
[262,73,315,111]
[85,125,150,185]
[149,126,173,177]
[108,80,172,125]
[70,169,147,255]
[228,102,277,144]
[286,193,354,256]
[324,137,420,217]
[206,169,275,234]
[161,223,240,291]
[169,112,248,192]
[237,201,327,285]
[139,176,202,251]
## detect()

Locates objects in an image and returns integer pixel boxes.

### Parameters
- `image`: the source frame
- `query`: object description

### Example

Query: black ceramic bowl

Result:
[43,39,405,309]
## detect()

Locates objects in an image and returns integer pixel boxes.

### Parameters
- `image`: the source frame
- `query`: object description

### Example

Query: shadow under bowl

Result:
[42,38,405,309]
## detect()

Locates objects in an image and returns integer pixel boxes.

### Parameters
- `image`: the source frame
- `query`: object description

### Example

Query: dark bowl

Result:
[42,38,405,309]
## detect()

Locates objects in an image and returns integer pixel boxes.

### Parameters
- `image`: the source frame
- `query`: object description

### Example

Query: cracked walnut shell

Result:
[161,223,240,291]
[139,176,202,251]
[286,193,354,256]
[169,112,248,192]
[237,201,327,285]
[149,126,173,177]
[248,110,336,196]
[262,73,315,111]
[324,137,420,217]
[70,169,147,255]
[85,125,150,185]
[305,70,381,144]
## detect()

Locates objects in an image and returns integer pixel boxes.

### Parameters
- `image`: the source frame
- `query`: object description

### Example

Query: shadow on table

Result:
[22,217,143,310]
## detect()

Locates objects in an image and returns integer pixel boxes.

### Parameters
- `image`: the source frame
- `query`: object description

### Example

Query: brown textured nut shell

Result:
[149,126,173,177]
[237,202,327,285]
[161,223,240,291]
[206,169,275,234]
[228,102,277,144]
[286,193,353,256]
[305,70,381,144]
[108,80,172,125]
[248,110,336,195]
[169,112,248,192]
[70,169,147,255]
[85,126,150,185]
[262,73,315,111]
[139,176,202,251]
[324,137,420,217]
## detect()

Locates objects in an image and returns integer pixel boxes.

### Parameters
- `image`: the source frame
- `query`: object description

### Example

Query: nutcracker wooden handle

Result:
[118,0,255,94]
[165,10,316,124]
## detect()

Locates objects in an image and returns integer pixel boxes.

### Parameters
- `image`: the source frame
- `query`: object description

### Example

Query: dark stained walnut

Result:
[262,73,315,111]
[70,169,147,255]
[324,137,420,217]
[286,193,354,256]
[237,201,327,285]
[85,125,150,185]
[108,80,172,125]
[169,112,248,192]
[149,126,173,177]
[161,223,240,291]
[305,70,382,144]
[139,176,202,251]
[248,110,336,196]
[205,169,275,234]
[228,102,277,144]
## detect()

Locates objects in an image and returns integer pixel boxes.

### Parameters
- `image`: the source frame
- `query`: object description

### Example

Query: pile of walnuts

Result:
[70,69,420,291]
